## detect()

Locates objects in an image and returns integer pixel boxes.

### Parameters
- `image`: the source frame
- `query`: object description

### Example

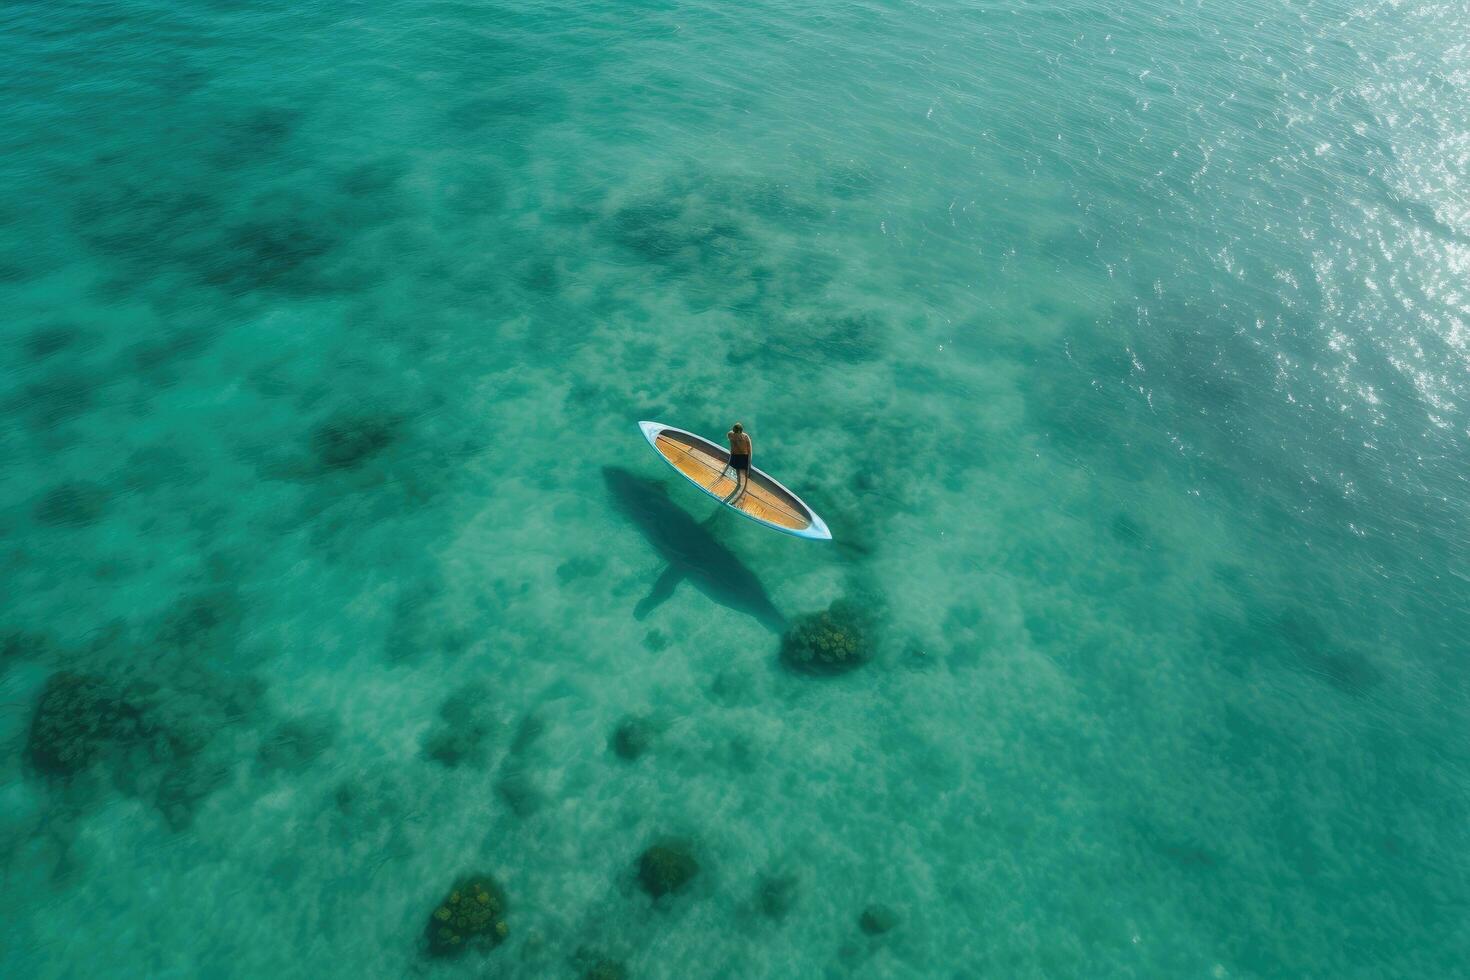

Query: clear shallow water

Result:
[1,0,1468,976]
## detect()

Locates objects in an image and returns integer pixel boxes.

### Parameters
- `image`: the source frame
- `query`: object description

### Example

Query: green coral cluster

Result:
[425,874,509,957]
[779,599,873,674]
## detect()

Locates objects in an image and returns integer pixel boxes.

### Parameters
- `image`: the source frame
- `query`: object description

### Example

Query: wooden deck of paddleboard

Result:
[653,433,810,532]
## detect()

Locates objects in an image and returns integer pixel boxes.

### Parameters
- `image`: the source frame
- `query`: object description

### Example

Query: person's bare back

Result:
[725,422,752,502]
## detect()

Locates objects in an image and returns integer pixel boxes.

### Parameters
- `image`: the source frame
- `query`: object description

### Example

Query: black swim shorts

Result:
[729,453,750,471]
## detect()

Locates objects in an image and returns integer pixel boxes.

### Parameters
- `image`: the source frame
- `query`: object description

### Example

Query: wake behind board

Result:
[638,421,832,541]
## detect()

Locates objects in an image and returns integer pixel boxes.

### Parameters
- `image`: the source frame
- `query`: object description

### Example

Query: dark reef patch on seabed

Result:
[385,576,477,662]
[1130,814,1221,870]
[126,324,215,381]
[573,949,628,980]
[753,872,799,921]
[938,601,997,671]
[556,553,606,585]
[1204,599,1382,695]
[33,481,110,527]
[594,170,837,314]
[153,588,246,658]
[207,106,302,169]
[251,397,490,562]
[494,765,544,818]
[609,714,658,761]
[69,152,403,299]
[205,208,342,295]
[311,410,404,471]
[517,255,562,296]
[496,712,550,817]
[19,370,99,431]
[602,195,718,265]
[338,156,408,200]
[2,630,58,666]
[325,770,415,860]
[12,582,281,834]
[256,714,336,774]
[1261,607,1382,695]
[859,903,899,935]
[422,682,498,768]
[26,672,139,776]
[22,323,91,361]
[636,839,700,899]
[72,176,222,264]
[447,82,568,133]
[24,665,265,829]
[120,444,200,493]
[1110,511,1151,548]
[727,311,887,369]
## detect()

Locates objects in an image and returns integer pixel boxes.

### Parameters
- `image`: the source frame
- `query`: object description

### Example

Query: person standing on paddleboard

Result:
[725,422,752,503]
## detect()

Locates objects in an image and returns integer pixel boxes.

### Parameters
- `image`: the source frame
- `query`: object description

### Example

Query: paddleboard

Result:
[638,421,832,541]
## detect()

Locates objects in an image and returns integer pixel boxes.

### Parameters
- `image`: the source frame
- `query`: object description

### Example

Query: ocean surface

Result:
[2,0,1468,976]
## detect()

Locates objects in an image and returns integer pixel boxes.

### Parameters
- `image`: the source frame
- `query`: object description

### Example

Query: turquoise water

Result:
[2,0,1468,975]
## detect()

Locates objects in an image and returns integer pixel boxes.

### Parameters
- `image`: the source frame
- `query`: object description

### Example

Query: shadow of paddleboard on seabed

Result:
[602,466,787,634]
